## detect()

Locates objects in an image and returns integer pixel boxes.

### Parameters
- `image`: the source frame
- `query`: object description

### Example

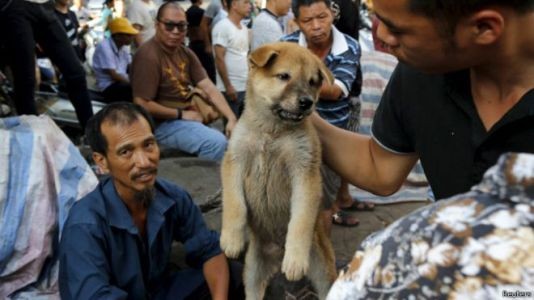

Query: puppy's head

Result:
[247,42,334,123]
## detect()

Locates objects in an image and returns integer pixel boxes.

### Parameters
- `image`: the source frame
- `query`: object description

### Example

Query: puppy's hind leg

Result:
[244,235,280,300]
[307,223,337,299]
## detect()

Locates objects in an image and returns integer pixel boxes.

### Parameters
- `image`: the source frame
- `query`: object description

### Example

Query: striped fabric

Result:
[0,115,98,299]
[357,50,398,135]
[356,51,428,185]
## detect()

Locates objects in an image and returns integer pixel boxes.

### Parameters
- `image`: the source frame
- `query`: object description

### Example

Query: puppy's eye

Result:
[276,73,291,81]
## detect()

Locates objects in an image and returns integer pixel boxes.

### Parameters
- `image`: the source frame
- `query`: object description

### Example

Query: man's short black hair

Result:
[156,1,185,21]
[408,0,534,33]
[292,0,331,19]
[225,0,234,12]
[85,102,156,155]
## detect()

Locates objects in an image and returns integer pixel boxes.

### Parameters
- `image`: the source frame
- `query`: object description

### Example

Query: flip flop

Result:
[340,200,375,211]
[332,211,360,227]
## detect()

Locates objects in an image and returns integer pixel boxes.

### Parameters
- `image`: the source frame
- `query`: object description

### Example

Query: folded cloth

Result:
[0,115,98,299]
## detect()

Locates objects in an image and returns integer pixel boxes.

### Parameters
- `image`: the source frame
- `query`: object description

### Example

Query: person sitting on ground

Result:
[282,0,363,229]
[250,0,291,51]
[92,17,138,103]
[327,152,534,299]
[212,0,251,118]
[131,1,237,161]
[311,0,534,203]
[59,102,244,300]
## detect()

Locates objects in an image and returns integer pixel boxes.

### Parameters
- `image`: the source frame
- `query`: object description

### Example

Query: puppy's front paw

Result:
[281,252,309,281]
[220,229,245,258]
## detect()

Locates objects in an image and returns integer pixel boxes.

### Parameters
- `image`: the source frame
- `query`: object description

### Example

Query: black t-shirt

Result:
[186,5,204,28]
[54,9,80,47]
[372,63,534,199]
[331,0,359,40]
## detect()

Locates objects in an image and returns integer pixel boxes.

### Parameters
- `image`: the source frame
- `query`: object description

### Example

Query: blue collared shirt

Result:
[59,177,221,300]
[93,37,132,91]
[282,26,361,128]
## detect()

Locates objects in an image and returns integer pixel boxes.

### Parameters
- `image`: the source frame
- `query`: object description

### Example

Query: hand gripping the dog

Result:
[221,42,337,300]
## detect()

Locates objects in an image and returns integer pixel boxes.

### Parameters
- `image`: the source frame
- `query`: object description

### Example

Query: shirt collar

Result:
[262,8,278,18]
[297,25,348,56]
[101,177,176,234]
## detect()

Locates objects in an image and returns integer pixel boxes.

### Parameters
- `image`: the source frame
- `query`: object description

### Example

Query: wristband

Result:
[176,108,182,120]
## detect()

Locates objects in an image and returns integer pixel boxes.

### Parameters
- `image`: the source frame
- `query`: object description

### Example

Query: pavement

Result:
[157,155,430,299]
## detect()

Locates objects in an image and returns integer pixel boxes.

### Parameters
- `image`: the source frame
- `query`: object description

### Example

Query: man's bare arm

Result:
[311,113,418,195]
[319,81,343,101]
[203,253,230,300]
[133,97,203,122]
[104,69,129,84]
[196,78,237,136]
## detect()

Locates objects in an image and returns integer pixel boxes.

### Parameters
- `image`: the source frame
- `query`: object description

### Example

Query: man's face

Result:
[113,33,135,48]
[95,117,160,202]
[296,2,333,48]
[373,0,471,73]
[274,0,291,16]
[156,7,188,49]
[232,0,252,18]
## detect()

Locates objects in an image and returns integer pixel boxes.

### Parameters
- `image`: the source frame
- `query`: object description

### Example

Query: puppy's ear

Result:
[249,45,279,68]
[317,59,334,86]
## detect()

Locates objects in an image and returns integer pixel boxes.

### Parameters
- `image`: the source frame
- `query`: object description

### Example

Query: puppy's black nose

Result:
[299,96,314,110]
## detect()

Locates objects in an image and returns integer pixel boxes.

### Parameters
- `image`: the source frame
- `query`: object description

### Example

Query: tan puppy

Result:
[220,42,337,299]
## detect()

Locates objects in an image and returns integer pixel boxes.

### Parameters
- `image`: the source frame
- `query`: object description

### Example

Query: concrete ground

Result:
[158,156,429,299]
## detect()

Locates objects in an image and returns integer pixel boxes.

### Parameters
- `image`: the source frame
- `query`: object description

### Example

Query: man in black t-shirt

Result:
[55,0,85,61]
[312,0,534,201]
[186,0,216,83]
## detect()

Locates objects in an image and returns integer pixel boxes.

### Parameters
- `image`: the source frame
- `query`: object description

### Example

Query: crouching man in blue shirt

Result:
[59,102,244,299]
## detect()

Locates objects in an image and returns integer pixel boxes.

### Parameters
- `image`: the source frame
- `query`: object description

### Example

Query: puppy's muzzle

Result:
[274,95,315,122]
[299,96,314,111]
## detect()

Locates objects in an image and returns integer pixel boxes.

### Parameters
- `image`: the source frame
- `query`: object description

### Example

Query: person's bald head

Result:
[156,1,185,20]
[155,1,188,49]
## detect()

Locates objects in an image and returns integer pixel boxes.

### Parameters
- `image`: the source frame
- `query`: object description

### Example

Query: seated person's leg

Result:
[155,119,227,160]
[223,91,244,119]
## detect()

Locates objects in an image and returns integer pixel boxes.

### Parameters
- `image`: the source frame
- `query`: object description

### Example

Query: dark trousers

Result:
[158,260,245,300]
[102,81,133,103]
[223,91,245,119]
[1,0,93,129]
[189,41,216,84]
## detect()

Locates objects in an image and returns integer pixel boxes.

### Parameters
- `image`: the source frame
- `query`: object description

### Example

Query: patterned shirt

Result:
[327,152,534,300]
[282,26,361,128]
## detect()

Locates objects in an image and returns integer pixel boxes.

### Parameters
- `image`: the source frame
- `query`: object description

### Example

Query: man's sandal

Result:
[332,211,360,227]
[340,200,375,211]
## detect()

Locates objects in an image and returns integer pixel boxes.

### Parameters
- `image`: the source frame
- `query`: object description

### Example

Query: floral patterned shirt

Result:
[327,153,534,300]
